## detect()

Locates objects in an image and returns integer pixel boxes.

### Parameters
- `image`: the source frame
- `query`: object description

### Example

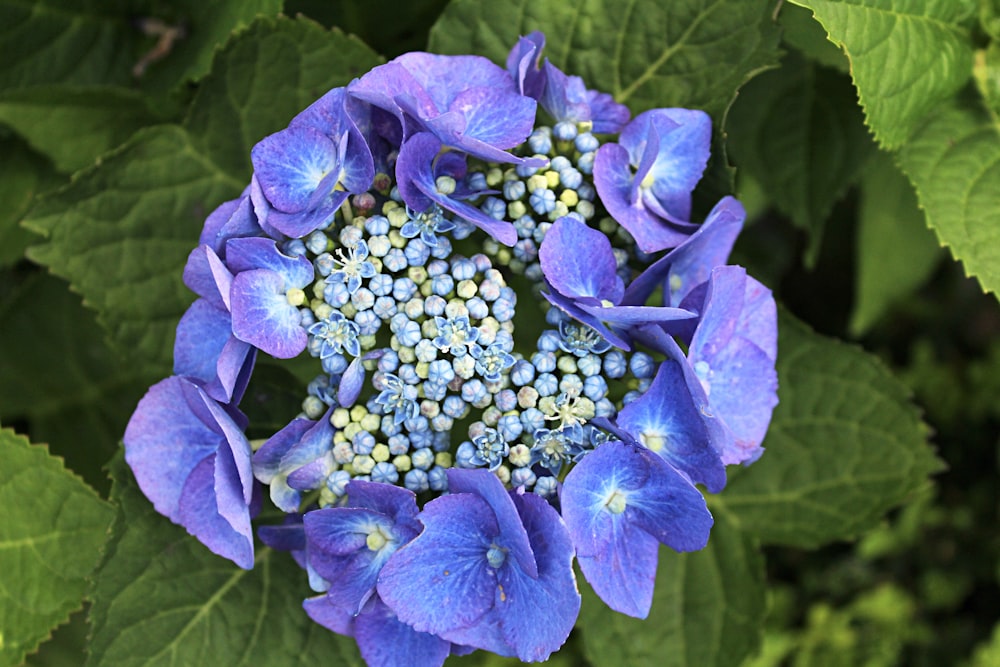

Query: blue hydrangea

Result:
[125,32,780,667]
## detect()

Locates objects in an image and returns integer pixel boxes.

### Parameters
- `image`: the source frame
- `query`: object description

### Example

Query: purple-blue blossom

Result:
[377,469,580,661]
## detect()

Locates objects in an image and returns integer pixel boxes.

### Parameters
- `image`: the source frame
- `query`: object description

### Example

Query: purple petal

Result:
[199,197,241,251]
[253,417,314,483]
[578,510,660,618]
[594,142,693,252]
[377,493,498,637]
[621,109,711,222]
[124,377,230,521]
[397,133,517,245]
[346,479,420,527]
[586,89,630,134]
[182,245,232,311]
[354,598,451,667]
[616,359,727,492]
[539,216,623,302]
[251,125,340,214]
[739,275,778,361]
[542,287,631,350]
[304,594,356,637]
[225,237,314,289]
[177,452,254,569]
[339,356,367,407]
[506,32,546,99]
[494,492,580,661]
[561,441,713,614]
[230,269,308,359]
[540,62,591,125]
[623,196,746,307]
[447,469,537,579]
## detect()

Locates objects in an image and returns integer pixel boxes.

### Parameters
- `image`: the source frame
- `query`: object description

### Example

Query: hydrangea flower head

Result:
[123,32,779,667]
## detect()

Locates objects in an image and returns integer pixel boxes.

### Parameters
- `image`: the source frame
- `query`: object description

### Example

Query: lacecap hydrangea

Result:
[124,32,778,667]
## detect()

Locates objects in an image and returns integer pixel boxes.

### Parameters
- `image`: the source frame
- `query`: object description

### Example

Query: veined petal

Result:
[616,359,727,493]
[354,598,452,667]
[378,493,498,636]
[230,269,308,359]
[539,216,623,302]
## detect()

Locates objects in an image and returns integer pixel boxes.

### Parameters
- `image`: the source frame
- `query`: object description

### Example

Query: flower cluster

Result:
[124,32,778,667]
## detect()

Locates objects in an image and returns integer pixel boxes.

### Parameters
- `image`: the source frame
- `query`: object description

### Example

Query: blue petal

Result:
[616,359,727,493]
[593,142,694,253]
[539,216,623,302]
[226,237,314,290]
[304,594,356,637]
[378,493,498,637]
[251,125,339,213]
[230,269,308,359]
[346,479,420,529]
[124,377,228,521]
[505,32,546,99]
[622,196,746,308]
[182,245,232,311]
[447,469,537,579]
[177,451,254,569]
[354,598,452,667]
[494,492,580,661]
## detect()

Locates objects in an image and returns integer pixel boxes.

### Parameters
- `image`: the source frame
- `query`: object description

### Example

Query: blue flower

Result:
[251,88,374,238]
[400,205,456,246]
[471,342,516,382]
[432,315,480,357]
[539,216,696,348]
[646,267,779,465]
[326,239,377,295]
[225,237,315,359]
[374,373,420,425]
[302,481,454,667]
[377,469,580,661]
[561,440,713,618]
[124,376,255,569]
[308,311,361,359]
[349,52,542,166]
[593,108,712,252]
[396,133,519,245]
[470,427,509,471]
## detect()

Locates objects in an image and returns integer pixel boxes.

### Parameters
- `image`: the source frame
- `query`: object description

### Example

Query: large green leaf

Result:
[87,454,364,667]
[896,94,1000,296]
[24,17,382,372]
[576,510,765,667]
[717,311,941,549]
[0,428,113,667]
[786,0,975,149]
[428,0,781,119]
[850,151,942,335]
[0,0,282,93]
[0,137,60,268]
[0,273,157,494]
[0,86,159,173]
[726,53,874,265]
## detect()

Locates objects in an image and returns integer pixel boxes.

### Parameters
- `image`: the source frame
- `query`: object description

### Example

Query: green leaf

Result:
[849,151,942,335]
[132,0,284,91]
[87,454,364,667]
[0,428,113,667]
[786,0,976,149]
[896,93,1000,296]
[726,53,874,265]
[973,44,1000,119]
[717,311,942,548]
[0,137,60,268]
[428,0,781,119]
[24,17,383,371]
[778,3,848,71]
[0,273,157,495]
[0,0,138,91]
[0,0,282,93]
[25,125,240,373]
[0,86,160,173]
[576,510,765,667]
